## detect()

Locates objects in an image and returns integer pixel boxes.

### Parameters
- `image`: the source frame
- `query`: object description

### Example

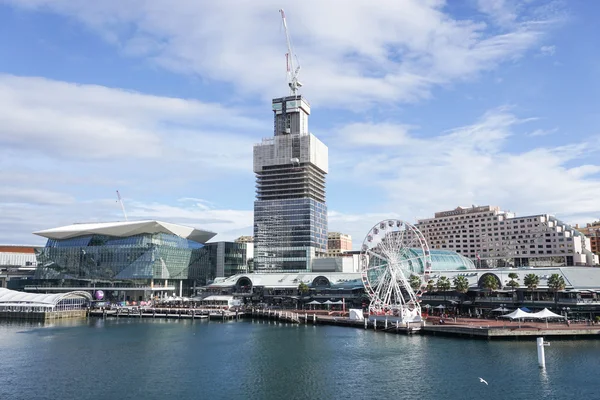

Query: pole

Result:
[537,337,549,368]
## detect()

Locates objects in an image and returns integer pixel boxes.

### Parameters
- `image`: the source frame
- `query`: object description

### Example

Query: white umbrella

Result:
[307,300,321,305]
[491,307,510,312]
[434,304,445,309]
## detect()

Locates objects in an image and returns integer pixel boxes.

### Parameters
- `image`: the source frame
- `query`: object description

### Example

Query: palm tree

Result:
[481,275,499,297]
[547,273,566,311]
[453,276,469,295]
[524,273,540,304]
[453,275,470,314]
[409,274,422,292]
[436,276,451,302]
[298,282,310,310]
[426,279,435,293]
[298,282,310,296]
[506,272,520,298]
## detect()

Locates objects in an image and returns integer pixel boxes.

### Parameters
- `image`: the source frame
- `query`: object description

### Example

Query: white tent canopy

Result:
[500,308,537,320]
[530,308,566,319]
[307,300,321,305]
[491,306,511,312]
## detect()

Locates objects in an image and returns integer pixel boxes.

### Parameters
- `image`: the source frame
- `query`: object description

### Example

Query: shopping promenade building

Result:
[253,95,328,271]
[414,205,598,268]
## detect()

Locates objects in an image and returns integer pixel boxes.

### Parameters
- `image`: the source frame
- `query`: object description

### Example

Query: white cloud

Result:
[539,45,556,56]
[331,108,600,227]
[3,104,600,249]
[1,0,561,108]
[529,127,558,136]
[0,74,261,169]
[477,0,519,27]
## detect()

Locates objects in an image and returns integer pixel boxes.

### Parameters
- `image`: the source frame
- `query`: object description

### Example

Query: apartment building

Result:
[326,232,352,257]
[415,205,598,267]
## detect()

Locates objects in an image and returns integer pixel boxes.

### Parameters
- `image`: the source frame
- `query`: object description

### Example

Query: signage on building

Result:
[435,206,492,218]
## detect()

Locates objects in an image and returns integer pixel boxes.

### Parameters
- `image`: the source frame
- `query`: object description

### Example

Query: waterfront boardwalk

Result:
[251,309,600,340]
[89,308,244,321]
[87,308,600,339]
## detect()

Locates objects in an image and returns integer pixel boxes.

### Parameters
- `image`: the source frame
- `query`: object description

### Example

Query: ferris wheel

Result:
[359,219,432,321]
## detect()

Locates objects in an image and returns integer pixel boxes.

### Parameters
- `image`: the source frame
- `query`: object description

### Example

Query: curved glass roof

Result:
[407,248,476,272]
[0,288,92,306]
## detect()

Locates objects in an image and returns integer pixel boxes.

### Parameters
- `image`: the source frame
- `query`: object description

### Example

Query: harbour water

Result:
[0,318,598,400]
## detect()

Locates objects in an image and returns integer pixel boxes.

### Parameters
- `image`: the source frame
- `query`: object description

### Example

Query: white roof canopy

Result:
[34,220,216,244]
[500,308,535,320]
[530,308,566,319]
[0,288,92,306]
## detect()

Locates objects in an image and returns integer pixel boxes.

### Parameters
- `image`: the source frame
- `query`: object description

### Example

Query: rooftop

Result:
[34,220,217,244]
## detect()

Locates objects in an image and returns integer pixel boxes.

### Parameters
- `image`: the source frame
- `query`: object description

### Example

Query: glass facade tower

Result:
[253,95,328,271]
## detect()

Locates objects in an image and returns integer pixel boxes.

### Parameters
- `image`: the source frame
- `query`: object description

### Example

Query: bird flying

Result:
[478,377,488,385]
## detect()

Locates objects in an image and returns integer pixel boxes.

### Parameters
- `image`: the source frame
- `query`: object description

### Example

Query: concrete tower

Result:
[253,95,328,271]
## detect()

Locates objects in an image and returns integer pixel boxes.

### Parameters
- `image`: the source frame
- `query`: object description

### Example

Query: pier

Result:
[86,307,600,340]
[248,309,600,339]
[89,307,245,321]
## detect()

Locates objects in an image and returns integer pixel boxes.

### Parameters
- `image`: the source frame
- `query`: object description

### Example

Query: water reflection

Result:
[0,320,599,400]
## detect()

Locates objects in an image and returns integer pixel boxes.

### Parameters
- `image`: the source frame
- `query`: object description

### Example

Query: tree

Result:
[524,273,540,303]
[481,275,499,296]
[506,272,520,295]
[409,274,422,292]
[426,279,435,293]
[453,276,469,295]
[453,276,470,314]
[298,282,310,296]
[547,273,566,311]
[436,276,451,302]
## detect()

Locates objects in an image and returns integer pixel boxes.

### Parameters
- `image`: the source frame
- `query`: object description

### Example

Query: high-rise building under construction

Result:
[252,95,328,271]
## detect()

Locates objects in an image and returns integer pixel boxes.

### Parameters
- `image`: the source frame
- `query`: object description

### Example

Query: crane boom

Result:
[279,9,302,94]
[116,190,128,221]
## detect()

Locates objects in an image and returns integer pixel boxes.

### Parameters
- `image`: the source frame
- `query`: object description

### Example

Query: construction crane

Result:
[116,190,128,221]
[279,9,302,95]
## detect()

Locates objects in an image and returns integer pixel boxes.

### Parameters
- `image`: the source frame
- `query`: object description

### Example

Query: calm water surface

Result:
[0,317,597,400]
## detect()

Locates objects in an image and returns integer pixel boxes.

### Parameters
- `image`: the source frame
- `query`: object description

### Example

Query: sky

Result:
[1,0,600,248]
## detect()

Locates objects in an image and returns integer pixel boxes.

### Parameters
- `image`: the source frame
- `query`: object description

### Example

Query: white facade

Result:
[312,256,359,273]
[253,132,328,174]
[0,250,38,269]
[416,205,598,267]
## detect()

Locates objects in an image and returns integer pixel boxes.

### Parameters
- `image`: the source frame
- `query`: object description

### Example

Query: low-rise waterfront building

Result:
[0,245,40,289]
[420,266,600,319]
[0,287,91,320]
[189,241,253,285]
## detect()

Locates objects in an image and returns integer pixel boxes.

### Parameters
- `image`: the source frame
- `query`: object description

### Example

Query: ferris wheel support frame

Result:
[359,219,432,322]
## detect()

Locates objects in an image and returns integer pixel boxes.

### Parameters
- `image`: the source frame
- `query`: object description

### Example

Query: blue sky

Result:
[1,0,599,247]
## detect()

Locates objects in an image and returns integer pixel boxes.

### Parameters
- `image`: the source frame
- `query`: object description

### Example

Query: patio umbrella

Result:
[307,300,321,305]
[491,307,510,312]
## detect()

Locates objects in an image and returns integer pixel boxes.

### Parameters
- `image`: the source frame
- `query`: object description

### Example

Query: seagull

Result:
[478,377,488,385]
